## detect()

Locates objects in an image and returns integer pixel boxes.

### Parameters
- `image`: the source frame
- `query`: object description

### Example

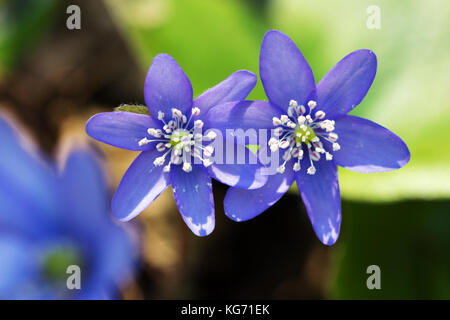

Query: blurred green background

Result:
[1,0,449,299]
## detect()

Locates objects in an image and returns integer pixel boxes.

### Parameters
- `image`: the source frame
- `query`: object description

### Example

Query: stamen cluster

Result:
[268,100,341,175]
[138,107,216,173]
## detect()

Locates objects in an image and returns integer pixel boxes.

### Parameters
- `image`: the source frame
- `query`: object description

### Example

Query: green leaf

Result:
[245,144,260,154]
[114,104,150,115]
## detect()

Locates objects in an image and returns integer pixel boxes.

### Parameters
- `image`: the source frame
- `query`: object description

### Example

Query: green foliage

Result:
[331,200,450,299]
[269,0,450,201]
[0,0,59,74]
[114,104,150,115]
[43,246,82,284]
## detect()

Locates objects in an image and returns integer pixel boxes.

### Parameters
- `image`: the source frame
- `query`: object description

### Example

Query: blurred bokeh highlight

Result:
[0,0,449,299]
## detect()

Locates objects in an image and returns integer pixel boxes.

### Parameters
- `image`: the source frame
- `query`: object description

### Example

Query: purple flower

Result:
[86,54,265,236]
[206,30,410,245]
[0,115,136,299]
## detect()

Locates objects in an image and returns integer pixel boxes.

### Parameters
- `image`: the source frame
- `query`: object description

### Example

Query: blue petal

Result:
[207,145,268,189]
[316,49,377,119]
[224,164,295,222]
[295,159,341,246]
[86,112,162,151]
[260,30,316,111]
[204,100,281,189]
[333,115,410,172]
[59,146,111,237]
[61,145,137,298]
[0,116,60,232]
[112,150,170,221]
[144,54,193,119]
[205,100,283,134]
[0,182,52,237]
[86,223,136,299]
[194,70,257,115]
[171,166,215,236]
[0,236,37,295]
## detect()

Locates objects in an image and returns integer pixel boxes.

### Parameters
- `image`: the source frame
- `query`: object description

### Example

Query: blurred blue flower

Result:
[206,30,410,245]
[86,54,266,236]
[0,115,136,299]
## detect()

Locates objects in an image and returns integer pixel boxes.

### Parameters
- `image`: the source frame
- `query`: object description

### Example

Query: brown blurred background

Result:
[2,0,450,300]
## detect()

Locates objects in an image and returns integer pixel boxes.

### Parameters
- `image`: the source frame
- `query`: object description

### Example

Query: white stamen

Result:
[148,128,162,138]
[298,105,306,114]
[333,143,341,151]
[203,159,213,167]
[191,107,201,116]
[320,119,335,132]
[298,115,306,125]
[154,156,165,167]
[329,132,338,142]
[273,117,282,126]
[274,127,284,137]
[287,121,296,129]
[172,155,182,165]
[293,162,301,172]
[204,145,214,157]
[168,120,176,129]
[315,110,325,119]
[307,166,316,175]
[139,138,150,146]
[172,108,182,118]
[270,143,279,152]
[287,107,296,118]
[277,165,286,174]
[289,100,298,108]
[194,119,204,128]
[182,162,192,173]
[283,151,292,161]
[308,100,317,109]
[315,147,325,154]
[163,164,171,172]
[157,111,165,120]
[279,140,290,149]
[205,131,217,140]
[268,137,278,146]
[310,151,321,161]
[163,125,172,133]
[156,142,166,151]
[280,115,289,124]
[326,152,333,161]
[292,148,304,159]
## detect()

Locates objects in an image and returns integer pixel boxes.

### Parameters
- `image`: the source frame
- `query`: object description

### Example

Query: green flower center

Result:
[42,246,83,284]
[294,125,317,145]
[169,129,191,148]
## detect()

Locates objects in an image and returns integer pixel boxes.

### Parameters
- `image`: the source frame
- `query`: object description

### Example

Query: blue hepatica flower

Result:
[0,116,136,299]
[206,30,410,245]
[86,54,265,236]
